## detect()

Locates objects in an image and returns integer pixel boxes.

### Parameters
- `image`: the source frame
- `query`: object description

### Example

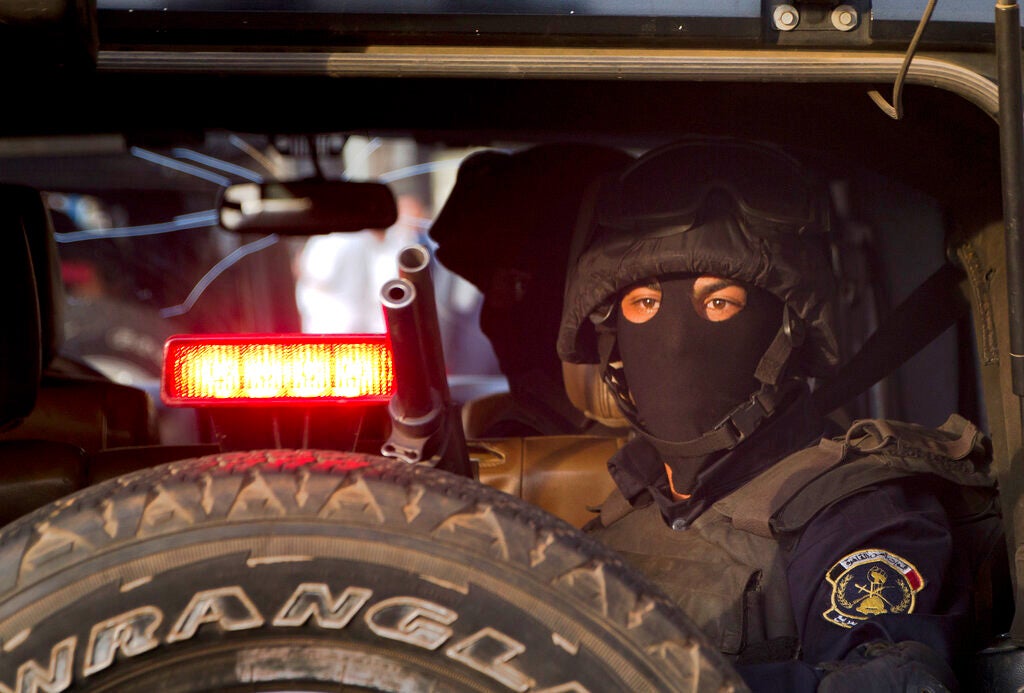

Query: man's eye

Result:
[692,277,748,322]
[620,286,662,324]
[700,295,744,322]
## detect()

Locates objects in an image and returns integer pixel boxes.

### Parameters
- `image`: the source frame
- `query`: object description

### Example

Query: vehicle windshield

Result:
[3,131,505,400]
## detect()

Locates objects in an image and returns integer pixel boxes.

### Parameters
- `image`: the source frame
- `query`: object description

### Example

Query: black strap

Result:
[634,381,798,458]
[753,325,793,387]
[721,437,847,538]
[812,262,970,415]
[754,305,805,387]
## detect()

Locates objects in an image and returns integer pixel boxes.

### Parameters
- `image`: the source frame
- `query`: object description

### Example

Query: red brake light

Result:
[162,335,394,406]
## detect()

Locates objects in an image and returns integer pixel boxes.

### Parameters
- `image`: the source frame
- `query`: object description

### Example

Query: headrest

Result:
[430,145,633,434]
[0,185,64,366]
[0,208,41,430]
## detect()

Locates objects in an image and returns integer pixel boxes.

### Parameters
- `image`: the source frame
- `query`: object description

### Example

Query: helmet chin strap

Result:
[627,379,802,457]
[599,306,806,458]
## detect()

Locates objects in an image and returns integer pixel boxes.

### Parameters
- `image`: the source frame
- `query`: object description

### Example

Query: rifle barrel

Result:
[380,277,437,423]
[398,245,451,401]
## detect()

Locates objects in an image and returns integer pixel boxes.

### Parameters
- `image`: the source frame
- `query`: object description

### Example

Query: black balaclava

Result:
[616,274,783,492]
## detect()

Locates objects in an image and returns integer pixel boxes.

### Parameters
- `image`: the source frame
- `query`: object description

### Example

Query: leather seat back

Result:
[0,186,63,366]
[0,184,156,450]
[475,435,622,527]
[0,197,42,430]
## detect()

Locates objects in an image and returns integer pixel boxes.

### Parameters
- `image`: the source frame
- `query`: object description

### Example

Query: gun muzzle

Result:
[380,278,441,434]
[397,245,451,401]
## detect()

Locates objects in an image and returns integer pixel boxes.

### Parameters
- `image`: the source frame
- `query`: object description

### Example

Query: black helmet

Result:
[558,137,839,379]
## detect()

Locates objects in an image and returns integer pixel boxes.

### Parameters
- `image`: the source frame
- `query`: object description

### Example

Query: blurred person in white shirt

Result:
[296,194,424,334]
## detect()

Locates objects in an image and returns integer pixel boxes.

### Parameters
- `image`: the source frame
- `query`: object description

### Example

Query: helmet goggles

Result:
[598,139,826,234]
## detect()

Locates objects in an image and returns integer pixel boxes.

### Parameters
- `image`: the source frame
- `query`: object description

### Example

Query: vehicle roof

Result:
[0,1,1010,229]
[88,1,1011,49]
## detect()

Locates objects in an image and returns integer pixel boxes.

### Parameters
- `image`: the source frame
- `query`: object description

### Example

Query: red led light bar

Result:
[162,334,394,406]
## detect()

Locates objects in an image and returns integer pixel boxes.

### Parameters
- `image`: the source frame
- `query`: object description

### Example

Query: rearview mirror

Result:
[219,179,398,235]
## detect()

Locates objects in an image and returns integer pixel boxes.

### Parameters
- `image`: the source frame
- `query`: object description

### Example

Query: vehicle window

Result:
[1,132,503,397]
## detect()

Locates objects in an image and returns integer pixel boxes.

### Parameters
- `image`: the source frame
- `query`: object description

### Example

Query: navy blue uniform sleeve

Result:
[784,480,974,678]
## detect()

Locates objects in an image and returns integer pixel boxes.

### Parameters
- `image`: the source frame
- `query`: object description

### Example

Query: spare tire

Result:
[0,450,743,692]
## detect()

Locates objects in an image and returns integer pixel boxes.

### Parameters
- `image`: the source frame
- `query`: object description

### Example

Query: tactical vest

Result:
[589,414,998,661]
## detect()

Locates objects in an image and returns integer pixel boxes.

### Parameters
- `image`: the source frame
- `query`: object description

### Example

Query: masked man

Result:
[557,138,1004,691]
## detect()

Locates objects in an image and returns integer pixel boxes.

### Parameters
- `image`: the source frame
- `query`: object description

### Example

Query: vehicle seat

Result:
[0,193,41,431]
[0,185,156,452]
[0,185,159,524]
[475,435,621,528]
[466,365,629,528]
[428,144,636,522]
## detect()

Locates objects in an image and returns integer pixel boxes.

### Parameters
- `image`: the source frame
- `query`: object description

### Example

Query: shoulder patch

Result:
[822,548,925,628]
